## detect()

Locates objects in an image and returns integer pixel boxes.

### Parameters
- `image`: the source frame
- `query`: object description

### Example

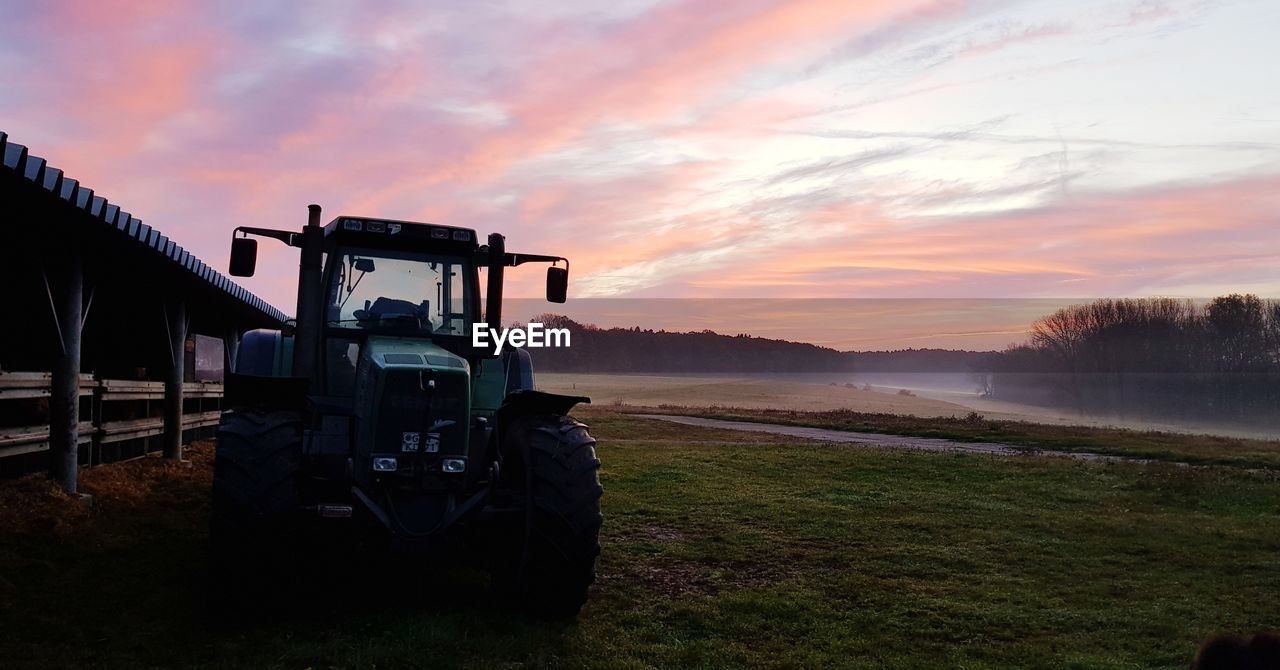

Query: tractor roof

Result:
[324,216,479,253]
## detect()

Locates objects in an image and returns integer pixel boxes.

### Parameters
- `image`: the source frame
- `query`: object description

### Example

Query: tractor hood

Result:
[362,337,471,375]
[352,336,473,491]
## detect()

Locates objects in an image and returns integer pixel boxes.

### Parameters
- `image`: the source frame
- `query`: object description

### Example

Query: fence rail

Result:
[0,370,223,465]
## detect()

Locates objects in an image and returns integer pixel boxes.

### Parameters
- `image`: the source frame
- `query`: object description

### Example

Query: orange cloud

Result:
[617,174,1280,299]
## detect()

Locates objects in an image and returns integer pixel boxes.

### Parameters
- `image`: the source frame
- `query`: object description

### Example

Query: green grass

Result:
[2,409,1278,668]
[628,405,1280,469]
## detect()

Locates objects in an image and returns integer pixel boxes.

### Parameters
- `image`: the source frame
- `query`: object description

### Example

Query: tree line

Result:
[986,294,1280,427]
[522,314,857,373]
[522,315,989,374]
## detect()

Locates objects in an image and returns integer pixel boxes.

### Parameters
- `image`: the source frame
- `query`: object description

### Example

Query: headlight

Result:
[441,458,466,473]
[372,457,398,472]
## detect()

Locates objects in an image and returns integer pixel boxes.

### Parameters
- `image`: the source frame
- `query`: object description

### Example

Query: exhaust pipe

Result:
[292,204,324,378]
[485,232,505,339]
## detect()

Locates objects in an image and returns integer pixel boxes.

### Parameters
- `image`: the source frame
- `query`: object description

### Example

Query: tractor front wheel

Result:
[498,414,603,618]
[208,407,303,614]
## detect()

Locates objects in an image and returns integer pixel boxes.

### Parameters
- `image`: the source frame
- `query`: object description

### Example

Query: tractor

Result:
[211,205,601,618]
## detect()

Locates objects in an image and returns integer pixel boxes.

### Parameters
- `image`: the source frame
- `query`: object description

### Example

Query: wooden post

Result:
[163,299,186,460]
[49,255,83,491]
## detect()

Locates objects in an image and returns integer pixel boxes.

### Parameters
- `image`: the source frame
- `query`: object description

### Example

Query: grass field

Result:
[539,373,1280,468]
[2,408,1278,668]
[642,406,1280,470]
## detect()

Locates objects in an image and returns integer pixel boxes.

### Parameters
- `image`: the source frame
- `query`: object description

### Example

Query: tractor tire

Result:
[208,407,303,614]
[499,414,603,619]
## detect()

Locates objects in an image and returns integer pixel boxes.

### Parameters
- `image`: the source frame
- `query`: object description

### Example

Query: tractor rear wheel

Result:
[498,415,603,618]
[208,407,303,614]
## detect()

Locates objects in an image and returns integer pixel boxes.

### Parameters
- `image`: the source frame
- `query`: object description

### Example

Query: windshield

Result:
[324,248,473,335]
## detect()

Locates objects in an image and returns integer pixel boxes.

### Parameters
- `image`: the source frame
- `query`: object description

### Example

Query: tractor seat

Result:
[353,297,422,321]
[353,297,426,322]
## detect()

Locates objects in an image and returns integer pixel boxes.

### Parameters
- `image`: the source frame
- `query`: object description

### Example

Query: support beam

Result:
[163,299,186,460]
[224,328,240,376]
[48,255,83,491]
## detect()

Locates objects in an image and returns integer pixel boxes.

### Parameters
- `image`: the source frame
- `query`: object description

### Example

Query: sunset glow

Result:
[2,0,1277,347]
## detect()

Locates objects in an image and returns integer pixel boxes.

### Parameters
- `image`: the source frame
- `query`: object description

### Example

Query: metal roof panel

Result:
[59,178,78,201]
[42,167,61,191]
[2,142,26,170]
[23,156,44,181]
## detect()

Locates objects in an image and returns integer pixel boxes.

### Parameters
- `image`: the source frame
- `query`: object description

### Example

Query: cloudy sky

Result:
[2,0,1277,347]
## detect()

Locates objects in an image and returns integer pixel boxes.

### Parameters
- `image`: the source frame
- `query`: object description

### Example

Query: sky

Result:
[2,0,1277,349]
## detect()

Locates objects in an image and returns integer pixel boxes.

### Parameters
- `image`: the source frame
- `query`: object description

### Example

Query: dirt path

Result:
[634,414,1159,464]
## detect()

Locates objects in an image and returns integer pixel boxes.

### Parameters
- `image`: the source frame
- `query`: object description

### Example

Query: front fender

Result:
[224,373,309,411]
[496,389,590,431]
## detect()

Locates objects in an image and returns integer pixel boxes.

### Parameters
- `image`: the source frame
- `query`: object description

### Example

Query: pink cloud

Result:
[347,0,963,213]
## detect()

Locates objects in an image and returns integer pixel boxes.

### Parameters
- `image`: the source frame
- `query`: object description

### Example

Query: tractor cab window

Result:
[324,248,473,336]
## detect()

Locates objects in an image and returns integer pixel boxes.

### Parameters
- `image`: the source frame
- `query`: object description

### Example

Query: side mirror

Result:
[229,237,258,277]
[353,257,376,273]
[546,266,568,304]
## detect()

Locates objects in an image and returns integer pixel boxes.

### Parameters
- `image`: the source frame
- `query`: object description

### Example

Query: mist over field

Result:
[522,294,1280,438]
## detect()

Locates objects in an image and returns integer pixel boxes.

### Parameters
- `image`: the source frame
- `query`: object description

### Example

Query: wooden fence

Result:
[0,370,222,474]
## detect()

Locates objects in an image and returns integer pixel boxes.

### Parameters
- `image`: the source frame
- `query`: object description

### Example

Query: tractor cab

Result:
[312,219,483,398]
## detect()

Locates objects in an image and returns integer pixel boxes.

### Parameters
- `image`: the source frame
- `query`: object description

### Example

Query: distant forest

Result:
[522,294,1280,427]
[523,315,857,373]
[987,294,1280,427]
[523,315,988,373]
